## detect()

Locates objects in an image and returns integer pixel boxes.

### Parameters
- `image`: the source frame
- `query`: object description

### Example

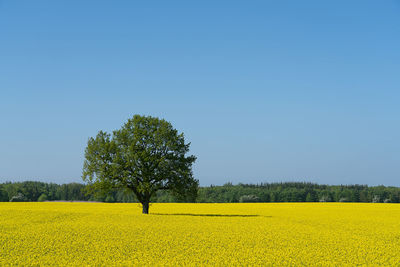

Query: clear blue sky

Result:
[1,1,399,186]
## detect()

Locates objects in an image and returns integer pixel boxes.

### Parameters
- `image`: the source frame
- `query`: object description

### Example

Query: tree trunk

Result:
[142,201,149,214]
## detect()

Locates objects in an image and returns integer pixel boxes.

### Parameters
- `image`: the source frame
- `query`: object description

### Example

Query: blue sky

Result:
[1,1,399,186]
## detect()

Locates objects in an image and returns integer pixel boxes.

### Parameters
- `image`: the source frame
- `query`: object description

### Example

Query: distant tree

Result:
[319,195,331,202]
[3,180,400,204]
[67,183,87,200]
[239,195,260,203]
[0,186,9,201]
[115,189,137,203]
[105,195,115,203]
[391,192,400,203]
[259,192,270,202]
[351,190,360,202]
[271,192,280,202]
[372,195,381,203]
[37,193,48,202]
[305,193,314,202]
[9,193,27,202]
[82,115,198,214]
[359,190,369,202]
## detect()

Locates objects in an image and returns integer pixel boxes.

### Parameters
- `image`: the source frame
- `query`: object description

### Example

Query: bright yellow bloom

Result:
[1,203,399,266]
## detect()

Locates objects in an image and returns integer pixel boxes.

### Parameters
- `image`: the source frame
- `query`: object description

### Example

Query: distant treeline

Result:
[0,181,399,203]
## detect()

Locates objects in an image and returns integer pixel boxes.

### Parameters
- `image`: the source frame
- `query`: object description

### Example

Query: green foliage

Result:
[0,181,89,202]
[9,193,27,202]
[1,181,400,204]
[0,185,8,201]
[305,192,317,202]
[56,183,87,201]
[105,195,115,203]
[239,195,260,203]
[372,195,381,203]
[82,115,198,213]
[195,183,400,203]
[37,193,48,202]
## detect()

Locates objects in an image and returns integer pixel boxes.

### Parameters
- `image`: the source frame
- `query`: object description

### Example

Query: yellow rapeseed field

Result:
[1,203,400,266]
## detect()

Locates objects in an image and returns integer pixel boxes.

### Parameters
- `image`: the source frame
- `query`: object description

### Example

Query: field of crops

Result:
[1,203,400,265]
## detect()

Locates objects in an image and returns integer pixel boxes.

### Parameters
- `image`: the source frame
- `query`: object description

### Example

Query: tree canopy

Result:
[82,115,198,213]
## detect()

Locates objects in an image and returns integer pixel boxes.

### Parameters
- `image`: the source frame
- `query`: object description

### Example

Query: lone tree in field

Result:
[82,115,198,214]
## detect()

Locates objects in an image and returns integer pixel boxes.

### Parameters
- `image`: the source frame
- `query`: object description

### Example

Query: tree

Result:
[305,193,314,202]
[239,194,260,203]
[105,195,115,203]
[9,193,27,202]
[37,193,48,202]
[0,186,9,202]
[82,115,198,214]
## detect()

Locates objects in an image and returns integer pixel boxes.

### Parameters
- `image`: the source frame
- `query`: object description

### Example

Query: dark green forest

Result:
[1,181,399,203]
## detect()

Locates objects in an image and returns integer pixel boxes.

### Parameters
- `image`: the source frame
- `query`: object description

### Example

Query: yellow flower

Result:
[0,202,399,266]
